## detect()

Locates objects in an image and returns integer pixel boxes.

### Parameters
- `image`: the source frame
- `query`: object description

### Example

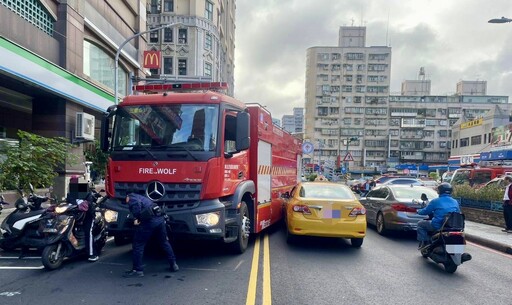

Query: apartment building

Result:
[146,0,236,96]
[281,107,304,134]
[305,26,392,173]
[293,107,304,133]
[304,26,511,174]
[282,115,295,133]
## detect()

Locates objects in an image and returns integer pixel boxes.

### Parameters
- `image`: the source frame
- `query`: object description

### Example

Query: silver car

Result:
[359,185,439,235]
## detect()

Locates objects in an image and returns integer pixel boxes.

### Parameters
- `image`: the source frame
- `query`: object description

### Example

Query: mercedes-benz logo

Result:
[146,181,166,201]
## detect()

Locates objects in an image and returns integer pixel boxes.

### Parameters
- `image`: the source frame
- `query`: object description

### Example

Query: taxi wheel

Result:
[286,228,296,244]
[376,212,388,235]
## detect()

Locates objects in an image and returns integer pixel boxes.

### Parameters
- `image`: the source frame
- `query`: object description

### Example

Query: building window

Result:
[178,28,188,44]
[163,57,173,75]
[150,28,159,43]
[149,68,159,76]
[178,59,187,75]
[205,33,212,50]
[460,137,469,147]
[471,135,482,145]
[83,40,127,96]
[150,0,160,13]
[204,62,212,76]
[317,53,329,61]
[164,28,173,42]
[205,1,214,21]
[164,0,174,12]
[2,0,55,36]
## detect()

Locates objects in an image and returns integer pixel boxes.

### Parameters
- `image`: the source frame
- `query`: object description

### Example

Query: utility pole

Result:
[344,137,358,173]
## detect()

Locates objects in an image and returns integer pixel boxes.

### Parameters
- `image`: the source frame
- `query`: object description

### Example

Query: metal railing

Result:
[454,197,503,212]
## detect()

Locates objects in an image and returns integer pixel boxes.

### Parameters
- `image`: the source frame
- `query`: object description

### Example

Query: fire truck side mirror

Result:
[235,112,250,152]
[100,114,111,152]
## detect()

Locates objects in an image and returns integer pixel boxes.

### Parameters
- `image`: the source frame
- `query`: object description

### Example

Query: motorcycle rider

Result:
[67,182,99,262]
[416,182,460,249]
[82,198,99,262]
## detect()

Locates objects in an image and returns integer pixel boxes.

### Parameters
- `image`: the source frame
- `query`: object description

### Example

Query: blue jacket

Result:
[127,193,165,229]
[417,194,460,230]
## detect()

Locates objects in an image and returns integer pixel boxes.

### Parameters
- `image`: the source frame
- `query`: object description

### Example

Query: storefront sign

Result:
[460,118,483,129]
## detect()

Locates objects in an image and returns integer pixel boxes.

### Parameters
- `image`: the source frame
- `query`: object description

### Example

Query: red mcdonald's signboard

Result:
[143,51,161,69]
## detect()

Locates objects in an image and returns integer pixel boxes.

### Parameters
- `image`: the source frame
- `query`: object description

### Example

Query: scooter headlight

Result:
[104,209,118,223]
[55,205,71,214]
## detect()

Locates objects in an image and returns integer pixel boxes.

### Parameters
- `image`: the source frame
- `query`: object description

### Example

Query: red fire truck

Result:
[99,82,302,253]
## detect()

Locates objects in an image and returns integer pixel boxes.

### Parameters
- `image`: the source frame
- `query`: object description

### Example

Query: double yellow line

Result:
[245,234,272,305]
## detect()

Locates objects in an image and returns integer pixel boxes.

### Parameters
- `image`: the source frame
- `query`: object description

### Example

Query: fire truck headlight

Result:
[104,209,118,223]
[196,212,220,227]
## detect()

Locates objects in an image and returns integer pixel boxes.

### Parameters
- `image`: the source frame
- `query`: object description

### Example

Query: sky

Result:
[233,0,512,120]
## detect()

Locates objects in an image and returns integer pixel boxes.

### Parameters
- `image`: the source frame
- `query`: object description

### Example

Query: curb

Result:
[465,233,512,254]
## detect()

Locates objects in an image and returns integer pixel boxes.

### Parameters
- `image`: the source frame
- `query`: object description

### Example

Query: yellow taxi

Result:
[284,181,367,247]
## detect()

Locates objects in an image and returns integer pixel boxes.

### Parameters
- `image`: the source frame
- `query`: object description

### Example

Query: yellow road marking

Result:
[263,234,272,305]
[245,234,272,305]
[245,236,260,305]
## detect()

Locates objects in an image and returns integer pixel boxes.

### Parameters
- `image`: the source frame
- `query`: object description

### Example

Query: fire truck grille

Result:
[114,182,202,209]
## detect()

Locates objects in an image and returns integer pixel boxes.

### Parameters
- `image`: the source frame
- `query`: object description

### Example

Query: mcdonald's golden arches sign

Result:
[143,51,161,69]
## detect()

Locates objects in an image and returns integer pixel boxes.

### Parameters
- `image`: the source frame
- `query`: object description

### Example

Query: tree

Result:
[0,130,75,192]
[83,140,109,182]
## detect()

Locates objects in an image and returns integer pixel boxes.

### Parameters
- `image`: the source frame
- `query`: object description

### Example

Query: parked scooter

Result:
[0,185,51,251]
[39,188,107,270]
[419,211,472,273]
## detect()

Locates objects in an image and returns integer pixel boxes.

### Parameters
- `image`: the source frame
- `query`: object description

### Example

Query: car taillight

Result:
[391,203,417,212]
[349,207,366,216]
[293,205,312,215]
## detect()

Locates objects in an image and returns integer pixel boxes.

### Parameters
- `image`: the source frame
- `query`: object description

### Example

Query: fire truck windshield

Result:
[112,104,219,152]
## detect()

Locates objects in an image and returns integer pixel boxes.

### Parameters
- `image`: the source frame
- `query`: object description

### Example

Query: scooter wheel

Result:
[42,244,64,270]
[443,261,458,273]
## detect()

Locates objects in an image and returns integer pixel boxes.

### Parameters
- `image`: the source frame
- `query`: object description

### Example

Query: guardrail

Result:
[454,197,503,212]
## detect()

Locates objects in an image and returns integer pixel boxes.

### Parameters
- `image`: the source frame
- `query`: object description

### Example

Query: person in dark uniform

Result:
[123,193,179,277]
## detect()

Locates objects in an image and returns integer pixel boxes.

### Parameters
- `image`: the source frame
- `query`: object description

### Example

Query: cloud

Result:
[234,0,512,119]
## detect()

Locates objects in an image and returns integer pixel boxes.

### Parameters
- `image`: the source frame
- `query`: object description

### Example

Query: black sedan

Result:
[359,185,438,235]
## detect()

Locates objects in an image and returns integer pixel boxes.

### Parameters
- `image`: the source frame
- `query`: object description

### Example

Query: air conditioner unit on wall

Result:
[76,112,95,141]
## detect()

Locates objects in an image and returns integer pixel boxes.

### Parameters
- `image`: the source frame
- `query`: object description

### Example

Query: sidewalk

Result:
[464,220,512,254]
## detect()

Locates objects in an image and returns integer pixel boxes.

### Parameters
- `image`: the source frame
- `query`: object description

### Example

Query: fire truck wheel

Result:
[231,201,250,254]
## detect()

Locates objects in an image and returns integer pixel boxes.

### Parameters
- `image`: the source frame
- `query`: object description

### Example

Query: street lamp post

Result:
[343,137,358,174]
[114,22,181,104]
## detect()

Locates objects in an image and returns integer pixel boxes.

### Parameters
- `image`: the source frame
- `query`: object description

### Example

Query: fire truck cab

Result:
[99,82,302,253]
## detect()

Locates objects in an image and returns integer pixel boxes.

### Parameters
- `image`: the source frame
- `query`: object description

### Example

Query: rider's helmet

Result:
[437,182,453,195]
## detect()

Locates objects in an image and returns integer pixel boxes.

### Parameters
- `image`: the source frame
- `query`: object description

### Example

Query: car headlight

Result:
[104,209,118,223]
[196,212,220,227]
